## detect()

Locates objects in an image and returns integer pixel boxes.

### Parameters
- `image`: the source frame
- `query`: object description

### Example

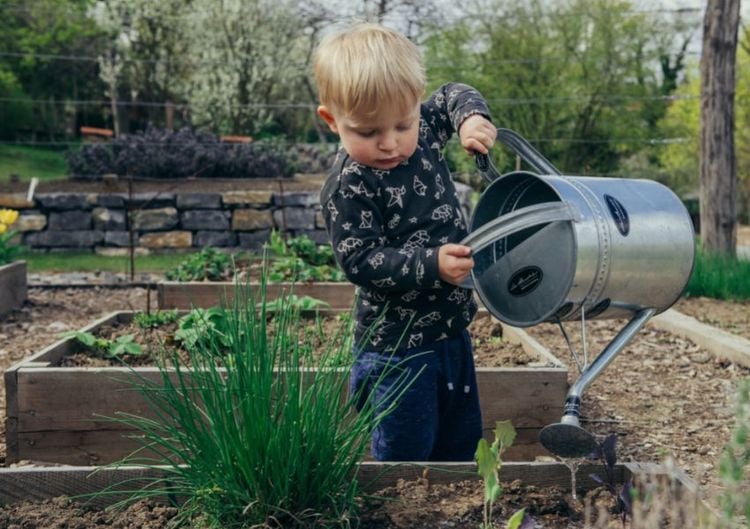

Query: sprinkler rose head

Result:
[539,422,598,459]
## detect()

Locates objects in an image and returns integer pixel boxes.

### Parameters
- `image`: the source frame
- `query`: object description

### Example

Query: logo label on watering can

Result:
[508,266,543,296]
[604,194,629,236]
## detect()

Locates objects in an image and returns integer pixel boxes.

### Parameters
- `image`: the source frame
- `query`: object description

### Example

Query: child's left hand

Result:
[458,115,497,155]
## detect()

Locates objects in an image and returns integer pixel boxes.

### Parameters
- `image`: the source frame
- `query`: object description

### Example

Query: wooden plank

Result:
[16,430,153,466]
[16,367,166,432]
[650,308,750,367]
[14,426,546,467]
[15,367,564,433]
[0,260,27,317]
[157,281,357,310]
[476,368,567,428]
[0,461,652,506]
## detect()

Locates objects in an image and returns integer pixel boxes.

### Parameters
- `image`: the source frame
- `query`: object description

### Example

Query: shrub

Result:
[66,125,295,180]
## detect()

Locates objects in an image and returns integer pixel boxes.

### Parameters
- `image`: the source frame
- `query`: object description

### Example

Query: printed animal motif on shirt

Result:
[396,306,417,320]
[401,290,419,302]
[387,214,401,229]
[336,237,363,256]
[360,210,373,229]
[434,174,446,199]
[398,230,430,257]
[413,174,427,196]
[327,201,339,222]
[407,332,424,348]
[385,185,407,208]
[431,204,453,222]
[372,277,396,288]
[448,288,470,303]
[414,311,442,328]
[349,181,374,198]
[368,252,385,269]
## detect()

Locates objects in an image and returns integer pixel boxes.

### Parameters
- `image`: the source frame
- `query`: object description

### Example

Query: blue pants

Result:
[349,330,483,461]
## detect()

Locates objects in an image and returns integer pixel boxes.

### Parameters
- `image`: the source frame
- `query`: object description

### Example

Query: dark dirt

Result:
[0,290,748,528]
[57,311,538,368]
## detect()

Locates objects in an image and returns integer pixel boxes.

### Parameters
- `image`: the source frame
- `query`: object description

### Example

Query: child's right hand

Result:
[438,244,474,286]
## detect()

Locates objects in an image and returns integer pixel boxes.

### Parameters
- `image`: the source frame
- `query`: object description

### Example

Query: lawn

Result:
[0,145,70,182]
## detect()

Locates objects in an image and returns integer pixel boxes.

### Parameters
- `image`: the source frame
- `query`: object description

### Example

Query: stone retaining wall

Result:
[0,183,472,253]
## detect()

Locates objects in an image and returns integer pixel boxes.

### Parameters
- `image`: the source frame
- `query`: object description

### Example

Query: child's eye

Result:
[357,130,375,138]
[397,122,413,132]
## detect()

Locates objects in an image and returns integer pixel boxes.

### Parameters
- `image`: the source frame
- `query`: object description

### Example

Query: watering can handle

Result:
[475,128,562,182]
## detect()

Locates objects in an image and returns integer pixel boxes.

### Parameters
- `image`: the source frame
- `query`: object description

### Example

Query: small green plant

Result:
[475,420,532,529]
[164,247,234,282]
[62,330,143,360]
[718,378,750,525]
[0,208,21,265]
[174,307,232,350]
[266,230,345,282]
[133,310,180,329]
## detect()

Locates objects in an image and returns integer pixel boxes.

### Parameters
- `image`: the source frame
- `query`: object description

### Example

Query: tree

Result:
[421,0,694,178]
[0,0,106,138]
[700,0,741,255]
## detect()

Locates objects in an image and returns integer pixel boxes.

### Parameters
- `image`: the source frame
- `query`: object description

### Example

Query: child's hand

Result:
[438,244,474,286]
[458,115,497,155]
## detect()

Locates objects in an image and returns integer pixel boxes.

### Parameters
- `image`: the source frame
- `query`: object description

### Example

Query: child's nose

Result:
[378,133,397,151]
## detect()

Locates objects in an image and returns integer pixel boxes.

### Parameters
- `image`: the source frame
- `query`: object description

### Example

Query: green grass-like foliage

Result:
[719,378,750,525]
[100,276,410,528]
[685,246,750,301]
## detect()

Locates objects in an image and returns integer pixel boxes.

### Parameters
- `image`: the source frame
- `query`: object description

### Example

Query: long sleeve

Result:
[421,83,492,150]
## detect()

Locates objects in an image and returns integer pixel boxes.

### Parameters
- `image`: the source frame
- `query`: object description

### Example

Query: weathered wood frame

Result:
[0,461,698,509]
[4,309,568,465]
[0,260,27,317]
[158,280,357,310]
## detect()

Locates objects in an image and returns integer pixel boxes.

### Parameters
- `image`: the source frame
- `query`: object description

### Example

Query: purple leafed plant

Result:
[588,433,633,524]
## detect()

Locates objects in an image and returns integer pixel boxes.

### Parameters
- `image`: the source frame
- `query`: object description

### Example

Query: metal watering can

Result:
[460,129,695,458]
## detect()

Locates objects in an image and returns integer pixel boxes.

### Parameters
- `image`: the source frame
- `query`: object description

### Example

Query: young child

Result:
[314,23,497,461]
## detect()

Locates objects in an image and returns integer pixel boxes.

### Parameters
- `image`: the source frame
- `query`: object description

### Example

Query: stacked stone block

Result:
[0,189,328,253]
[0,183,471,253]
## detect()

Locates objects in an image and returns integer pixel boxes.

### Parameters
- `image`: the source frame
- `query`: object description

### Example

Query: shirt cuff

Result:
[419,247,442,289]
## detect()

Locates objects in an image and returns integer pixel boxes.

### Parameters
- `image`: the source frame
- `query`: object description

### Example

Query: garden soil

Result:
[0,287,749,527]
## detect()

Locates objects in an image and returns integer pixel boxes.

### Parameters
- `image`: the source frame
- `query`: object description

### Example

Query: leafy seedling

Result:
[588,433,633,523]
[133,310,180,329]
[61,331,144,360]
[476,420,534,529]
[174,307,233,350]
[262,294,330,312]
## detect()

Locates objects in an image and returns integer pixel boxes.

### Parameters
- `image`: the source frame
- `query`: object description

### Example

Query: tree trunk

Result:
[699,0,740,255]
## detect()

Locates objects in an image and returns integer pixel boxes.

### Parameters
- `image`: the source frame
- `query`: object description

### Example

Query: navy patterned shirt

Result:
[320,83,492,351]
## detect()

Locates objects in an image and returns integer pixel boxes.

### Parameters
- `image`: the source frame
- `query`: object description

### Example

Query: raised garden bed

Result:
[158,280,356,310]
[4,309,567,465]
[0,461,703,528]
[0,261,27,317]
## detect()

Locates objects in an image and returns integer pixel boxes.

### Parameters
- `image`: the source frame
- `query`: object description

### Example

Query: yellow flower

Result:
[0,209,18,226]
[0,223,6,235]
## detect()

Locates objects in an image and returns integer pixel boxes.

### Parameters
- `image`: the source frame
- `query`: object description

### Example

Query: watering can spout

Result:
[539,308,657,458]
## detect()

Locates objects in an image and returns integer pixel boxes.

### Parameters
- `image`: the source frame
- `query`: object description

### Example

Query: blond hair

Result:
[313,23,426,118]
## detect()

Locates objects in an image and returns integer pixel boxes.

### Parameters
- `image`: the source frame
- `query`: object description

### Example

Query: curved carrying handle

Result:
[460,201,578,255]
[475,128,562,183]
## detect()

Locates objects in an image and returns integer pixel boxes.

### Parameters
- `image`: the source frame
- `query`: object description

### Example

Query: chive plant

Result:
[103,273,411,528]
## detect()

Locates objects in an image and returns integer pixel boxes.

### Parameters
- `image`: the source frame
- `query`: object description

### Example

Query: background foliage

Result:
[0,0,747,214]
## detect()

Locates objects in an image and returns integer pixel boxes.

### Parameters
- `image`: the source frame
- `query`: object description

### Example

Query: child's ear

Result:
[317,106,339,134]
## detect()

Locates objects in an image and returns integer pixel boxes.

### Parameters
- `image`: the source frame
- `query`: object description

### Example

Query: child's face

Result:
[318,101,420,171]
